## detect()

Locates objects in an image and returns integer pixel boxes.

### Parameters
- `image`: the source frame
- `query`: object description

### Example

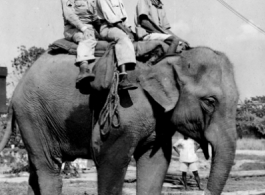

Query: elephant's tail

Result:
[0,102,14,151]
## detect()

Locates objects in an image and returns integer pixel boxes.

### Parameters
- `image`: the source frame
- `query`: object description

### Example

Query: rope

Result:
[98,71,120,135]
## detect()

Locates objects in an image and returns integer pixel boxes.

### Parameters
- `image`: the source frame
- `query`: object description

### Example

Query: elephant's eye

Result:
[201,97,217,113]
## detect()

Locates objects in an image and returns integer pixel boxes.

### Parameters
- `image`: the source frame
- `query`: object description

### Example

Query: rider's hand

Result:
[177,39,190,51]
[179,40,190,49]
[125,26,135,42]
[128,32,135,42]
[83,28,93,39]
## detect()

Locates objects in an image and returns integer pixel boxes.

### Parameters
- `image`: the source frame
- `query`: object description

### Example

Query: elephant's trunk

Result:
[204,122,237,195]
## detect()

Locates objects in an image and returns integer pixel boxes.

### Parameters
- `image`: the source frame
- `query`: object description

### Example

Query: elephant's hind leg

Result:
[27,156,63,195]
[37,170,62,195]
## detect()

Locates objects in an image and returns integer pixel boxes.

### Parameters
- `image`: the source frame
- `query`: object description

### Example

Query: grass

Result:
[236,138,265,150]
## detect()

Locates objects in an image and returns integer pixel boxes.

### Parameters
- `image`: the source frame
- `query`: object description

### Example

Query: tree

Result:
[1,45,45,148]
[236,96,265,138]
[9,45,45,86]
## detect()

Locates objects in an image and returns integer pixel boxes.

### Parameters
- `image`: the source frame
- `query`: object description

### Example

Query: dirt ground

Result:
[0,176,265,195]
[0,150,265,195]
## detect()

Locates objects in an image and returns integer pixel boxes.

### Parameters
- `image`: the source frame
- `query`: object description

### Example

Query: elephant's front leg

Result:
[96,133,135,195]
[135,136,172,195]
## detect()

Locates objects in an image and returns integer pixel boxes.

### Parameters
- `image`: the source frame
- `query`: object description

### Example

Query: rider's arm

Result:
[136,0,162,34]
[115,22,132,35]
[114,22,135,41]
[61,0,88,32]
[139,15,163,34]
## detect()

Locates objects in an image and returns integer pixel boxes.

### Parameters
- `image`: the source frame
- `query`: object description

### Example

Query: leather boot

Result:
[118,65,138,90]
[76,60,95,88]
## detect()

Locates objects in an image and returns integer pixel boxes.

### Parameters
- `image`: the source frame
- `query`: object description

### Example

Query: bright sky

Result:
[0,0,265,100]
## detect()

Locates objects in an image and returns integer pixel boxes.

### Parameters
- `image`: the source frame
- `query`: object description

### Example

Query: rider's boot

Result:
[118,64,138,90]
[76,60,95,88]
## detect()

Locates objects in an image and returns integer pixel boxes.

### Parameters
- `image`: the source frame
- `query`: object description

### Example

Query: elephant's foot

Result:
[28,160,63,195]
[28,171,62,195]
[39,171,63,195]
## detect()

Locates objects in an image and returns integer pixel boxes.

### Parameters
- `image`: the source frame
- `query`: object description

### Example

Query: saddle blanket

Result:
[49,39,109,57]
[49,38,169,59]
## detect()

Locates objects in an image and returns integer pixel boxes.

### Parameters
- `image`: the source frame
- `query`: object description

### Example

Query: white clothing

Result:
[96,0,136,66]
[143,33,171,41]
[135,0,170,38]
[173,138,198,163]
[96,0,128,25]
[179,162,198,172]
[100,27,136,65]
[61,0,97,62]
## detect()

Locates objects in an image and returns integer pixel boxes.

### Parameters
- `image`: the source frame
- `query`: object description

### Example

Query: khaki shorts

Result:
[179,162,198,172]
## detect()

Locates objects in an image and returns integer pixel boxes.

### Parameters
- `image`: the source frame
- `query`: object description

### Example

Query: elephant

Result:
[0,45,239,195]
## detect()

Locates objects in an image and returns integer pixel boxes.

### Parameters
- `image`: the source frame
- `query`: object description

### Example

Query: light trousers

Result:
[143,33,171,41]
[100,25,136,66]
[64,25,97,63]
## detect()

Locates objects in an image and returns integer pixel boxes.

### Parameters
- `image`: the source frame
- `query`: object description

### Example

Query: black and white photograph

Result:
[0,0,264,194]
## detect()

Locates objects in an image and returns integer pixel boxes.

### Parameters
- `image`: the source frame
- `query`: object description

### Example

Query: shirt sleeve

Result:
[61,0,87,31]
[89,0,98,22]
[97,0,122,24]
[161,8,171,29]
[136,0,150,19]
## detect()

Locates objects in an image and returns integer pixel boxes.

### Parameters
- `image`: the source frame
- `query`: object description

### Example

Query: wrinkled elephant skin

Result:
[1,47,238,195]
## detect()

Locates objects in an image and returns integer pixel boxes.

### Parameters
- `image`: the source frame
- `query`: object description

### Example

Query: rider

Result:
[135,0,189,54]
[61,0,99,88]
[96,0,138,90]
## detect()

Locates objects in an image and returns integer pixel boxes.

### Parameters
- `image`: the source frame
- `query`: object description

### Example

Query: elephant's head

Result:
[140,47,239,195]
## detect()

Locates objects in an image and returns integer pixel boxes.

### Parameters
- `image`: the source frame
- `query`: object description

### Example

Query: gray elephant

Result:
[0,45,238,195]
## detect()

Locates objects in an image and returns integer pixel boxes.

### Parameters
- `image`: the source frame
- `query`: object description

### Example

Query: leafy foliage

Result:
[9,45,45,86]
[1,45,45,149]
[0,148,28,175]
[236,96,265,138]
[0,115,24,149]
[12,46,45,75]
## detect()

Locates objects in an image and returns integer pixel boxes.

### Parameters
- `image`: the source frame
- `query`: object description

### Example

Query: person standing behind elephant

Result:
[135,0,189,54]
[96,0,138,90]
[173,136,202,190]
[61,0,99,88]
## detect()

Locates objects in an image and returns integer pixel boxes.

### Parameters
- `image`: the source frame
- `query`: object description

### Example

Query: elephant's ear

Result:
[139,61,179,112]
